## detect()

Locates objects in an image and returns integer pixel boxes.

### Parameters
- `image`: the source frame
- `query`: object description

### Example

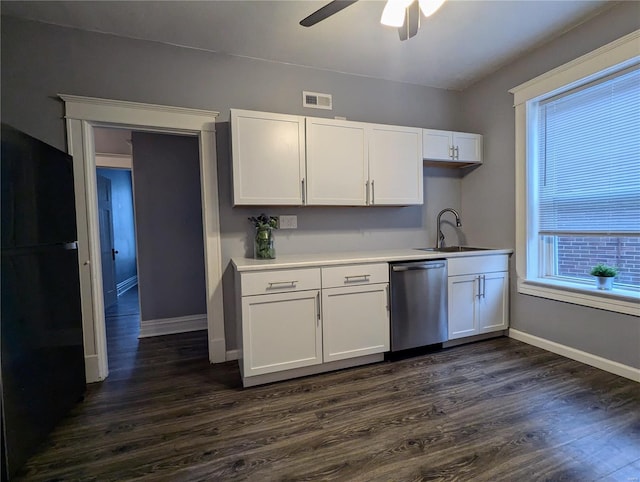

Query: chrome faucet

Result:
[436,208,462,249]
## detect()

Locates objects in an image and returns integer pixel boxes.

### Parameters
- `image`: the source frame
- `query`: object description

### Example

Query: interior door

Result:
[97,174,117,309]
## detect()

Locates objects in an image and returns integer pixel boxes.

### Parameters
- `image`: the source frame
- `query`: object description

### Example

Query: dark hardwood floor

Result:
[15,297,640,481]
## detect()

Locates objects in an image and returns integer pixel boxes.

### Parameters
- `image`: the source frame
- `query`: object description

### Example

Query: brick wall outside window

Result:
[556,236,640,286]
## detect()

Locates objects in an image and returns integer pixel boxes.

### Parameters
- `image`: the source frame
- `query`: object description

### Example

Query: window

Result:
[534,67,640,291]
[511,31,640,315]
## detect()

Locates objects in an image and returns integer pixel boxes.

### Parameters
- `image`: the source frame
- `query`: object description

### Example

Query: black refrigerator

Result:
[1,124,86,480]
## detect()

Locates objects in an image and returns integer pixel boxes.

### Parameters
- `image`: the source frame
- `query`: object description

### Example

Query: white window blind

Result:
[537,67,640,235]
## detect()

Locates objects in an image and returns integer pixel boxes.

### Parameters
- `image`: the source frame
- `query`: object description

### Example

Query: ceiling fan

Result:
[300,0,447,41]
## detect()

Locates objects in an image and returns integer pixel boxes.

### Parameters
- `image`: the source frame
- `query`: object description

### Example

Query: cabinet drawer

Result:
[448,254,508,277]
[322,263,389,288]
[241,268,321,296]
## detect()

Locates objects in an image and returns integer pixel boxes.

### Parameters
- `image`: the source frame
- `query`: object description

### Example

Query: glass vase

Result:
[254,227,275,259]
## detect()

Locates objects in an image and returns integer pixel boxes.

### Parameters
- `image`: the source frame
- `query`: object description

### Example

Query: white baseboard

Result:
[225,349,239,361]
[509,329,640,382]
[84,354,103,383]
[139,314,207,338]
[116,275,138,297]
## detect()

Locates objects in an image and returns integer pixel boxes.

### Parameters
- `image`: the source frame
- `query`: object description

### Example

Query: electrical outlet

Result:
[279,215,297,229]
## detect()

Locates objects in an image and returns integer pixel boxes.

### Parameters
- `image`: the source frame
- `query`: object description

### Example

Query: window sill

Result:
[517,278,639,316]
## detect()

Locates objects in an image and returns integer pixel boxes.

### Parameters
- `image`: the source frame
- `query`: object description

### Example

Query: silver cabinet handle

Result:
[476,276,482,299]
[454,146,460,160]
[316,292,321,326]
[301,178,306,204]
[392,263,445,272]
[449,145,455,159]
[386,284,390,311]
[267,280,298,288]
[365,180,370,205]
[482,274,486,298]
[371,179,375,204]
[344,274,370,282]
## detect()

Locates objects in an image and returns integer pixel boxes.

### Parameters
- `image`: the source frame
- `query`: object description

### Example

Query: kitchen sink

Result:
[415,246,492,253]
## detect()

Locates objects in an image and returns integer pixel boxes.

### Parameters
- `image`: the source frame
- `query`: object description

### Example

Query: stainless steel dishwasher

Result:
[389,260,448,351]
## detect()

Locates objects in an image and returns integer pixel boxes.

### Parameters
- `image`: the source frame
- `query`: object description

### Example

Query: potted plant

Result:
[249,213,278,259]
[590,263,618,290]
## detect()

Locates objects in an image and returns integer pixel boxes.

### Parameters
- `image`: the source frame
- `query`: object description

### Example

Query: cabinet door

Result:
[231,109,305,205]
[369,125,423,205]
[478,271,508,333]
[241,290,322,376]
[453,132,482,163]
[306,118,368,206]
[322,284,390,362]
[422,129,453,161]
[448,274,478,340]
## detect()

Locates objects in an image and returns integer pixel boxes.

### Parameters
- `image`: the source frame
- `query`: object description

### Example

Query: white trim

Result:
[509,329,640,382]
[512,33,640,315]
[139,314,207,338]
[116,275,138,297]
[59,94,219,128]
[442,331,506,348]
[225,349,240,361]
[518,278,639,317]
[510,30,640,105]
[60,94,226,383]
[95,153,132,169]
[84,355,102,382]
[242,353,384,387]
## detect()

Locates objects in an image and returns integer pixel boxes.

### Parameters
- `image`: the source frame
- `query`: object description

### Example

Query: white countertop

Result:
[232,247,513,271]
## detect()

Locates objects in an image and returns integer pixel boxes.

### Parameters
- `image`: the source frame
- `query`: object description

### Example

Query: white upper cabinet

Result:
[369,124,423,205]
[306,117,368,206]
[230,109,425,206]
[423,128,483,165]
[454,132,483,163]
[421,129,452,161]
[231,109,305,205]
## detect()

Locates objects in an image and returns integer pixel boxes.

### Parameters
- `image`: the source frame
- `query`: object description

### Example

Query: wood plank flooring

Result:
[14,297,640,481]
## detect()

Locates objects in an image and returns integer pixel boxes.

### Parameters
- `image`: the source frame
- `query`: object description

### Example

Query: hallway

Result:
[104,287,140,380]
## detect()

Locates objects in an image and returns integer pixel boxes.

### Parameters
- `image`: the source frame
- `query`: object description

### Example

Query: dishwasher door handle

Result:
[392,263,446,272]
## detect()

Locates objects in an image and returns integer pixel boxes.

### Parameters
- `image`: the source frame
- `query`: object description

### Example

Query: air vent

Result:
[303,91,332,110]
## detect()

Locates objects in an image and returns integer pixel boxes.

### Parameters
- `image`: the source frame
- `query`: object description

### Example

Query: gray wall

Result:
[132,132,207,321]
[96,168,137,285]
[0,15,464,349]
[458,2,640,368]
[2,11,634,362]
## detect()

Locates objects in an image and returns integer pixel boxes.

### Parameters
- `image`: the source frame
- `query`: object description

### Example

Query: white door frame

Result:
[59,94,226,383]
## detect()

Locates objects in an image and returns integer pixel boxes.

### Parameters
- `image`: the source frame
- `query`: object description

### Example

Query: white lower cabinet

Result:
[241,290,322,377]
[237,263,389,385]
[322,283,390,362]
[448,255,509,340]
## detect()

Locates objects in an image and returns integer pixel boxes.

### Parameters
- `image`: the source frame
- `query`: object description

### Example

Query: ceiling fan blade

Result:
[300,0,359,27]
[398,1,420,41]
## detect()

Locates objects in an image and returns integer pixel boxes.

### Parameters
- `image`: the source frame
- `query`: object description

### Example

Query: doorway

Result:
[94,126,210,377]
[60,95,225,383]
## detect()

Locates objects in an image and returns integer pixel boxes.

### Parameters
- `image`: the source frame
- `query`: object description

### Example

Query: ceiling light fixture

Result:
[418,0,446,17]
[380,0,414,27]
[381,0,446,27]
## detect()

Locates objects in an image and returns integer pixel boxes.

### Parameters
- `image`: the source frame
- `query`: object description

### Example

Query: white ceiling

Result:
[1,0,614,90]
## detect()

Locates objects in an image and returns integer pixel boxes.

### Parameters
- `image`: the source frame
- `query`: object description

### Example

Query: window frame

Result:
[510,30,640,316]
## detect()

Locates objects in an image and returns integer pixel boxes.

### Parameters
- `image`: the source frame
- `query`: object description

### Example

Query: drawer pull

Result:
[344,274,370,282]
[267,280,298,288]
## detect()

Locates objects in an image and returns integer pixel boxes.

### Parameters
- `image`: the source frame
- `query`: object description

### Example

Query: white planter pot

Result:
[595,276,614,290]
